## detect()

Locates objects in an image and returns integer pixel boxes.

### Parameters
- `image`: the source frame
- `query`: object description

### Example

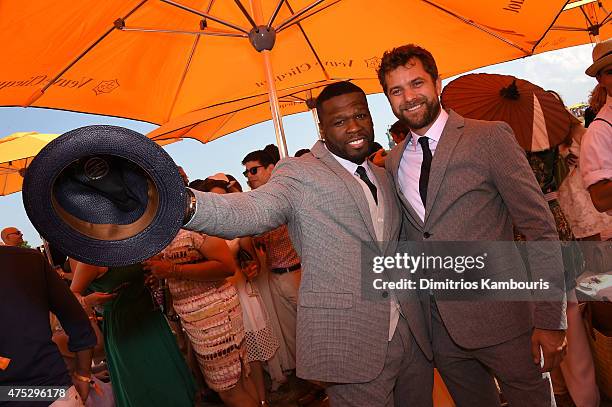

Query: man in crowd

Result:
[369,121,409,167]
[184,82,433,406]
[0,245,96,406]
[389,120,409,146]
[242,149,302,368]
[379,44,567,406]
[581,38,612,215]
[1,227,25,247]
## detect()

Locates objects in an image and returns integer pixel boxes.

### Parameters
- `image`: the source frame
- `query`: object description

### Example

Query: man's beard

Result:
[399,97,441,131]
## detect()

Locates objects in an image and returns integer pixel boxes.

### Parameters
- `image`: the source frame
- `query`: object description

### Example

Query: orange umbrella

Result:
[536,0,611,51]
[0,132,180,196]
[441,73,571,152]
[0,0,595,155]
[147,78,371,142]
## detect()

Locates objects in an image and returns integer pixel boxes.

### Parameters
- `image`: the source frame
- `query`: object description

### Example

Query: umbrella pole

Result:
[262,50,289,158]
[248,0,288,158]
[306,89,321,139]
[311,108,321,139]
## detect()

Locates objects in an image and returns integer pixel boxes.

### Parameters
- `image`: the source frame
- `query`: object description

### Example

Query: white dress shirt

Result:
[327,147,400,341]
[398,109,449,221]
[581,95,612,216]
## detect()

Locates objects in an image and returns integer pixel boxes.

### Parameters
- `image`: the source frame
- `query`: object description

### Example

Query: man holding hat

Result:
[181,81,434,406]
[582,38,612,215]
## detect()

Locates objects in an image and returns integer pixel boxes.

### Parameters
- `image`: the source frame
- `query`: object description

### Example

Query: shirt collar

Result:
[408,108,449,145]
[325,145,368,175]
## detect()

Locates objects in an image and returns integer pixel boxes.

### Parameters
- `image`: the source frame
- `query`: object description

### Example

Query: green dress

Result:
[89,264,196,407]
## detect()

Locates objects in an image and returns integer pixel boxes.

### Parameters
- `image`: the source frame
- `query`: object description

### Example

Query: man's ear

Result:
[436,76,442,96]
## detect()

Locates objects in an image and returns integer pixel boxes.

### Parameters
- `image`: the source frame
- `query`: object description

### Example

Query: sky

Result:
[0,44,598,247]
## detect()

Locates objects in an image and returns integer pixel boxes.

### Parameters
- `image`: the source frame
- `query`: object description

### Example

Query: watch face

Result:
[183,189,197,225]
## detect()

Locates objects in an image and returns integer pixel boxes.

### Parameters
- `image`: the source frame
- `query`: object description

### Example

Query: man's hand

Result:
[531,328,567,372]
[72,378,90,402]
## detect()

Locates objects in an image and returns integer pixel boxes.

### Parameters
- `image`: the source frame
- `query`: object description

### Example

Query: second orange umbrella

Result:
[441,73,571,152]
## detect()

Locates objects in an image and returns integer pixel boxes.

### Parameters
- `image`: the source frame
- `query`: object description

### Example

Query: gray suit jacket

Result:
[386,110,567,349]
[185,140,431,383]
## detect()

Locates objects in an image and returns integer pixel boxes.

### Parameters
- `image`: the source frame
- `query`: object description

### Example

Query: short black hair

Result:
[370,142,383,154]
[190,178,229,193]
[294,148,311,157]
[316,81,366,121]
[188,179,207,192]
[263,144,280,164]
[377,44,439,93]
[241,150,275,167]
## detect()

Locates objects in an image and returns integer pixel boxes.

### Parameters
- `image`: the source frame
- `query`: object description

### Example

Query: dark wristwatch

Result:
[183,188,197,226]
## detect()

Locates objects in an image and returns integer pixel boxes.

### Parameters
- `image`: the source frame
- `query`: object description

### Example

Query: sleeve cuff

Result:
[582,168,612,188]
[183,188,198,229]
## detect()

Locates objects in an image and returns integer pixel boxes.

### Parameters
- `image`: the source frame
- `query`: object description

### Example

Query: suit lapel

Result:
[424,110,464,224]
[311,141,377,243]
[390,139,423,231]
[370,165,396,254]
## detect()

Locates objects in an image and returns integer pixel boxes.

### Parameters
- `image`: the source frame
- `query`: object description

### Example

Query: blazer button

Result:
[382,291,389,298]
[423,232,431,239]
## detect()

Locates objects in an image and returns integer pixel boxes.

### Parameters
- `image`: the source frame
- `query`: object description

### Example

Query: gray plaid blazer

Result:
[185,140,431,383]
[385,110,567,349]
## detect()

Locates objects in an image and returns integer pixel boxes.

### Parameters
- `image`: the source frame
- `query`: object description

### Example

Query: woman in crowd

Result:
[70,261,196,407]
[143,190,259,407]
[583,83,607,127]
[198,173,281,406]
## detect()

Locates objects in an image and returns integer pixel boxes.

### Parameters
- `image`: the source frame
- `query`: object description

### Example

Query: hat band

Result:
[51,179,159,241]
[598,50,612,62]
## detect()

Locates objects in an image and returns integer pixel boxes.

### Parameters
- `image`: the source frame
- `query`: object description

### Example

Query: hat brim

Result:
[586,54,612,77]
[23,125,185,267]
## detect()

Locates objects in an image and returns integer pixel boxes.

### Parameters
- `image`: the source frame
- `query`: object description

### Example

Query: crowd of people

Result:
[1,40,611,407]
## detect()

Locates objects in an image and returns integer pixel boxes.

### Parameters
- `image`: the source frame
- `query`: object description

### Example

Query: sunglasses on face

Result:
[243,165,264,177]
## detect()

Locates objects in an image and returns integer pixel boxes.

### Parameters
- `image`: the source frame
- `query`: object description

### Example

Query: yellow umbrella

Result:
[0,0,598,156]
[0,132,180,196]
[0,132,59,196]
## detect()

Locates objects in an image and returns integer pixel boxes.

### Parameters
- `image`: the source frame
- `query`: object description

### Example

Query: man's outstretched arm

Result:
[184,159,304,238]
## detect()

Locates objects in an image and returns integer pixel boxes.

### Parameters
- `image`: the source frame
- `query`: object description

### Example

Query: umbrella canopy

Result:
[536,0,611,51]
[0,132,180,196]
[0,0,596,150]
[148,78,373,142]
[0,132,59,196]
[441,73,571,152]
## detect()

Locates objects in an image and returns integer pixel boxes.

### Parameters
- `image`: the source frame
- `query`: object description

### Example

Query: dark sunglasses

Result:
[243,165,264,177]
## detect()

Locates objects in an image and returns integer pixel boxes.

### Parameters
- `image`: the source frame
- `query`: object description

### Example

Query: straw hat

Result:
[586,39,612,77]
[22,125,187,266]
